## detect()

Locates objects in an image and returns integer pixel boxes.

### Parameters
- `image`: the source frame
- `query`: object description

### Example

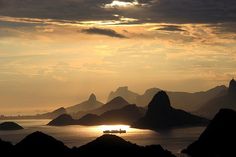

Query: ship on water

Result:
[103,129,126,134]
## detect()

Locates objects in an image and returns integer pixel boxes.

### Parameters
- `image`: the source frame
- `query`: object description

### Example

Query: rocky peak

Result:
[148,91,172,111]
[229,79,236,95]
[88,93,96,102]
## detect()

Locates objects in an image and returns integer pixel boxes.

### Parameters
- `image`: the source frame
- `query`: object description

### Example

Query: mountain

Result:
[38,107,67,119]
[0,139,14,155]
[75,114,102,125]
[15,131,70,156]
[48,114,75,126]
[108,86,227,112]
[136,88,161,106]
[99,104,146,124]
[67,93,104,114]
[133,91,208,130]
[196,79,236,118]
[107,86,139,104]
[0,122,23,130]
[91,96,130,115]
[72,96,131,119]
[0,131,175,157]
[72,134,175,157]
[48,105,145,126]
[182,109,236,157]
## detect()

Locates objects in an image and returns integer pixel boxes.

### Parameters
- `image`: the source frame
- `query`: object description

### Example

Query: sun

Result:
[104,0,139,8]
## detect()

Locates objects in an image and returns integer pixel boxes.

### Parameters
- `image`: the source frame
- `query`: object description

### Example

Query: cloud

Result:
[0,0,236,34]
[0,0,235,24]
[81,27,127,38]
[156,25,185,32]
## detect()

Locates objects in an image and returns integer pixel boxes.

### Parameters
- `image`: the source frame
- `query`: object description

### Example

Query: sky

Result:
[0,0,236,115]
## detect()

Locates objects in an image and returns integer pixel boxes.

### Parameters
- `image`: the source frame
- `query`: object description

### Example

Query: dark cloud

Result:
[147,0,236,23]
[0,0,236,32]
[0,0,116,21]
[156,25,185,32]
[81,27,127,38]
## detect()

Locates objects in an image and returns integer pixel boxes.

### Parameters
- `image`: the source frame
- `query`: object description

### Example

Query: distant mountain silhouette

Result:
[72,96,131,119]
[108,86,227,111]
[0,122,23,130]
[48,114,75,126]
[15,131,70,156]
[87,96,130,116]
[107,86,139,103]
[196,79,236,118]
[0,132,176,157]
[76,114,102,125]
[133,91,208,130]
[38,107,67,119]
[72,134,176,157]
[48,105,145,126]
[67,93,104,114]
[99,104,146,124]
[182,109,236,157]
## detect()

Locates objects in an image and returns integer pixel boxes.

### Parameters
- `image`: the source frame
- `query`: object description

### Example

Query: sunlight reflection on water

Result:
[0,119,205,154]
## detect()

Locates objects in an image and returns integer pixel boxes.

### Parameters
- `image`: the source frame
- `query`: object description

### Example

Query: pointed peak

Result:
[229,79,236,95]
[148,91,172,110]
[108,96,128,104]
[88,93,96,101]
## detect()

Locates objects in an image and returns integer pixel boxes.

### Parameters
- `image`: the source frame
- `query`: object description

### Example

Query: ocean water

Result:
[0,119,205,154]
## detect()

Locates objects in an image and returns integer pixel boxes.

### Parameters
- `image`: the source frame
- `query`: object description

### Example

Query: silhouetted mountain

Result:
[0,139,14,154]
[76,114,102,125]
[196,79,236,118]
[0,122,23,130]
[100,104,146,124]
[133,91,208,130]
[38,107,67,119]
[91,96,130,115]
[136,88,160,106]
[71,96,131,119]
[72,134,176,157]
[0,131,175,157]
[49,105,145,126]
[182,109,236,157]
[107,86,139,103]
[108,86,227,112]
[229,78,236,95]
[15,131,70,156]
[67,93,104,114]
[48,114,75,126]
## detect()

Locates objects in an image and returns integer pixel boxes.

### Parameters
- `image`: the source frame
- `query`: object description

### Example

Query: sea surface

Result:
[0,119,205,155]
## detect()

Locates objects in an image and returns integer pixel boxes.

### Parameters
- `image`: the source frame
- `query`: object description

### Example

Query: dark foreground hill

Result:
[182,109,236,157]
[0,131,175,157]
[133,91,208,130]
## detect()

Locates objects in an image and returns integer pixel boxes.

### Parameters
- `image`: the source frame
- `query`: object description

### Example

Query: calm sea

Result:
[0,119,204,155]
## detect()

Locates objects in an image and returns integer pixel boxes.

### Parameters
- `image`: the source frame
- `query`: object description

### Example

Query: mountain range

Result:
[196,79,236,118]
[133,91,208,130]
[0,131,175,157]
[48,104,145,126]
[66,93,104,114]
[108,86,227,112]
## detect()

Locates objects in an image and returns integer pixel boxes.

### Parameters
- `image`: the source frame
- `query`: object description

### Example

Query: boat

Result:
[103,129,126,134]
